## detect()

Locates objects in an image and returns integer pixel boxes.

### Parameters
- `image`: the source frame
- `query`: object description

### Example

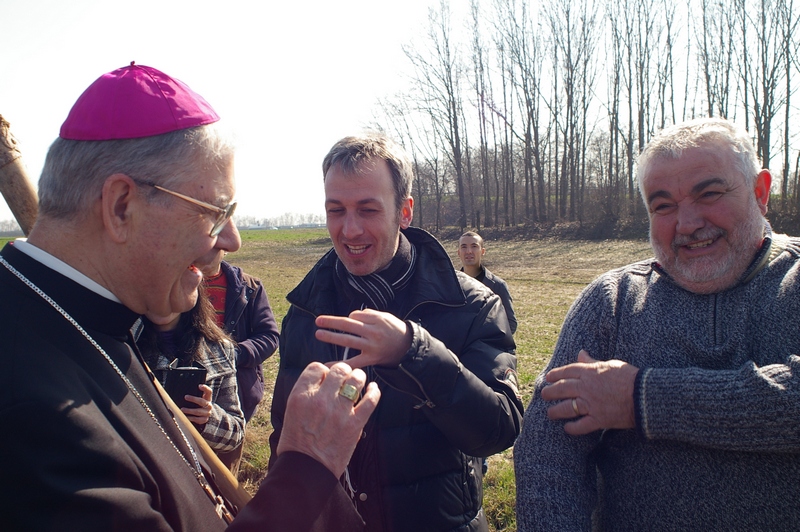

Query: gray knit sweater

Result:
[514,233,800,531]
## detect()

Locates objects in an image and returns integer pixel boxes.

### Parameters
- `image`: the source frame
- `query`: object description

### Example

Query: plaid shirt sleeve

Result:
[197,339,245,452]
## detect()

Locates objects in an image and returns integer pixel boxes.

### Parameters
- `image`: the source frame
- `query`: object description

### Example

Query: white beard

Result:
[651,197,766,294]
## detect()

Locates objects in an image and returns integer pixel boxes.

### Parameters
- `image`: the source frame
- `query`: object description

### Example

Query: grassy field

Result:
[228,228,653,531]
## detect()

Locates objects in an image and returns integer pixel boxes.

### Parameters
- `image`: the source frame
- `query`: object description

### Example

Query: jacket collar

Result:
[219,260,245,291]
[288,227,466,316]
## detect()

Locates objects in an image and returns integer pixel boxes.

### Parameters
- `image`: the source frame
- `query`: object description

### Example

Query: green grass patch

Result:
[483,450,518,531]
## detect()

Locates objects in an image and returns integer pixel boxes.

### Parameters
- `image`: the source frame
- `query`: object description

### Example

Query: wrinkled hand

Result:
[277,362,381,477]
[182,384,213,425]
[541,350,639,435]
[315,309,412,369]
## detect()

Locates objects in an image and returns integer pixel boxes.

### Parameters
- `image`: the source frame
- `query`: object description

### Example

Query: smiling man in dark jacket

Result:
[269,132,523,532]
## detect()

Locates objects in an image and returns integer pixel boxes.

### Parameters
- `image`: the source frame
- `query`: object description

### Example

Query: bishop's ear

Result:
[101,174,137,243]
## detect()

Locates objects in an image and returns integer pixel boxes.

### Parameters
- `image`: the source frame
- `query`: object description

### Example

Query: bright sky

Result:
[0,0,437,224]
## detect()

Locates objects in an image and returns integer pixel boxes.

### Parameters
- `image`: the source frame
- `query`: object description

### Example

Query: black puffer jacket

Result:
[269,227,523,532]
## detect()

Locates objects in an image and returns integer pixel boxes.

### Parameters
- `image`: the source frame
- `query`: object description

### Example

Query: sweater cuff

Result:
[633,367,651,439]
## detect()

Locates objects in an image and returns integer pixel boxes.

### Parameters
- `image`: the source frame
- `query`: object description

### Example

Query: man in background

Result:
[514,117,800,530]
[458,230,517,335]
[0,63,378,531]
[270,132,522,531]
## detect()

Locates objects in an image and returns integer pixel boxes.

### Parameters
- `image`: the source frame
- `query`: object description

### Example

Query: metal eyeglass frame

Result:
[135,179,237,237]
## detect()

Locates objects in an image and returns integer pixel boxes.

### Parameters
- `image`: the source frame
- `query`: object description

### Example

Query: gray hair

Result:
[636,117,761,205]
[38,123,235,220]
[322,132,413,211]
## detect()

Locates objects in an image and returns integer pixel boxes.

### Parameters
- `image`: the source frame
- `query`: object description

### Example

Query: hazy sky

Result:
[0,0,438,223]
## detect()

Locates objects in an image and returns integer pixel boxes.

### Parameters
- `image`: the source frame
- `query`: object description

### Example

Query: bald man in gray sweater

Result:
[515,117,800,530]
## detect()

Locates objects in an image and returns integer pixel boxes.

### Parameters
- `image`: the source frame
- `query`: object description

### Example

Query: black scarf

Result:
[335,232,417,311]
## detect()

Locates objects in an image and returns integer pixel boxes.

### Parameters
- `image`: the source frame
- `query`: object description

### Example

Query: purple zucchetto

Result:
[59,62,219,141]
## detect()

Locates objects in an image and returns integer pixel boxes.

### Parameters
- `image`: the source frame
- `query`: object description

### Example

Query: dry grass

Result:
[227,229,653,530]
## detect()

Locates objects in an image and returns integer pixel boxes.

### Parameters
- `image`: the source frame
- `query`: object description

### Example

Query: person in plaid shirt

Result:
[139,287,245,453]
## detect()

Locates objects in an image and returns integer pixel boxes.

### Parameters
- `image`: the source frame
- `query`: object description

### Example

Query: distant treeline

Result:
[231,213,325,230]
[0,219,23,234]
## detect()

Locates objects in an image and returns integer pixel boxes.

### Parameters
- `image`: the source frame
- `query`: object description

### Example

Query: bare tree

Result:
[470,0,495,227]
[494,0,548,222]
[779,0,800,207]
[545,0,601,221]
[374,94,433,229]
[698,0,736,118]
[606,0,624,220]
[657,0,680,127]
[740,0,790,173]
[406,1,469,230]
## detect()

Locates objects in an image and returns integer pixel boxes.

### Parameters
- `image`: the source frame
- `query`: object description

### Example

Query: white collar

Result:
[12,239,121,303]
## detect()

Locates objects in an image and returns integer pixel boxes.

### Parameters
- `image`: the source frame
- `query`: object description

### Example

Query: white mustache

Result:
[672,227,725,250]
